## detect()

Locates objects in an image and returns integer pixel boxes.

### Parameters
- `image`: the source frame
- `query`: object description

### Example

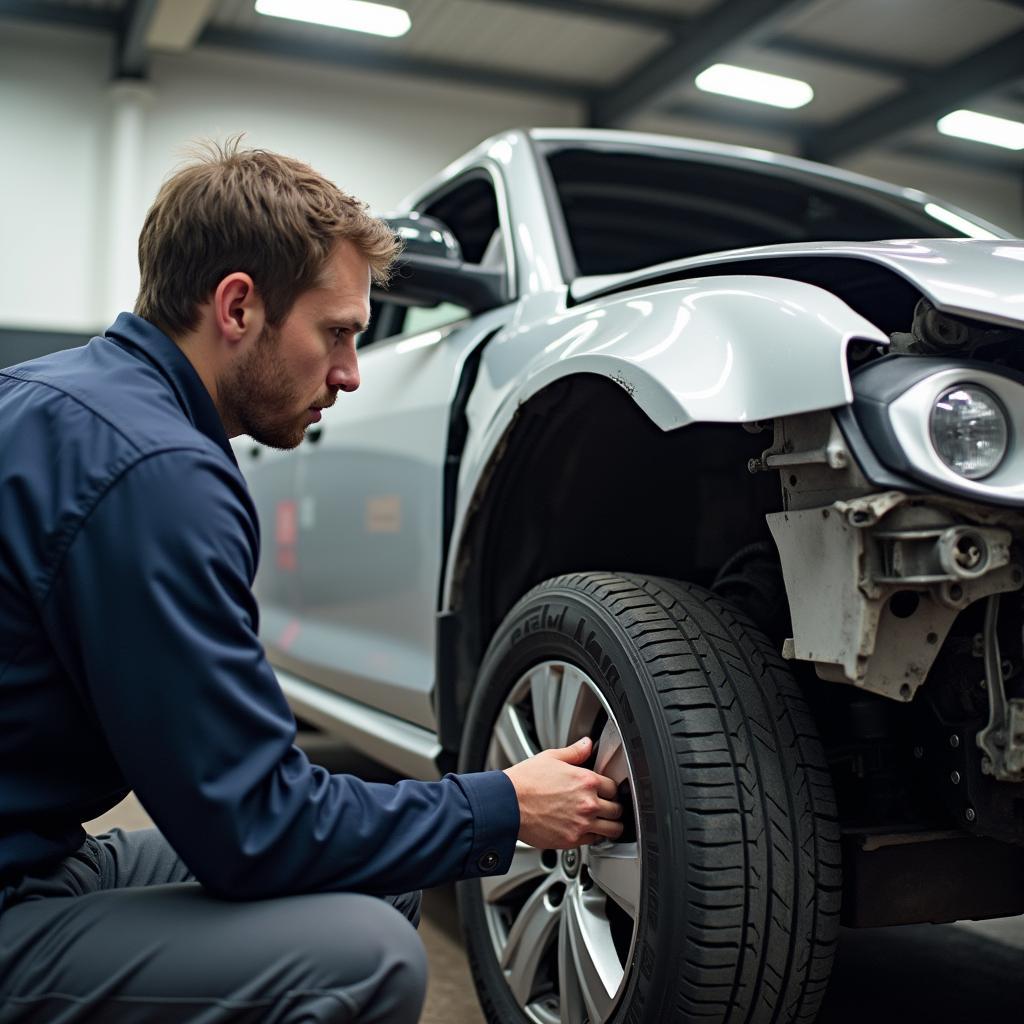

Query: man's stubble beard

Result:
[222,323,308,451]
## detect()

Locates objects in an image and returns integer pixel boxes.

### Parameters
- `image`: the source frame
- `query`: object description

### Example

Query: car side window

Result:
[361,172,504,348]
[359,299,470,348]
[402,302,470,336]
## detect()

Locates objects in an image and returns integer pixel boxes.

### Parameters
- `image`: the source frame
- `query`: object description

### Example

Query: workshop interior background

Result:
[2,3,1024,1024]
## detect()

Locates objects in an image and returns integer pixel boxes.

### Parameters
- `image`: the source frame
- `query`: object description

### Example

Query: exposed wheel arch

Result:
[437,374,782,751]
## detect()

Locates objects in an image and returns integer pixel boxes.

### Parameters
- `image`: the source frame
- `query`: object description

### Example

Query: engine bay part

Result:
[976,594,1024,783]
[890,297,1022,357]
[768,491,1024,701]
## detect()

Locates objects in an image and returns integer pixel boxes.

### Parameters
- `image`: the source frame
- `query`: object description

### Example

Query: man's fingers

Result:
[547,736,593,766]
[586,818,625,842]
[593,773,619,800]
[595,797,622,820]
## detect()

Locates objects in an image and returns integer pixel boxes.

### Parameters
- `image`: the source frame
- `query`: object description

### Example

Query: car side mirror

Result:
[374,213,508,314]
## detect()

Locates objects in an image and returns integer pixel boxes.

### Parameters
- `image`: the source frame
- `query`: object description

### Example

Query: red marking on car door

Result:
[276,500,297,571]
[278,619,301,650]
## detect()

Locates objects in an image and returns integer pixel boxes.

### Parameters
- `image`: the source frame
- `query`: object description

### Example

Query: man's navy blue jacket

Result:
[0,313,518,907]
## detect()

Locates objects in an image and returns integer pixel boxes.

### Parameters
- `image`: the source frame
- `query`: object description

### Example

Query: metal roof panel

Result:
[784,0,1024,68]
[211,0,665,85]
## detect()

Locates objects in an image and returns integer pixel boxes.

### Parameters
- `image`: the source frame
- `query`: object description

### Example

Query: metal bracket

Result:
[770,493,1024,702]
[977,594,1024,783]
[748,417,850,473]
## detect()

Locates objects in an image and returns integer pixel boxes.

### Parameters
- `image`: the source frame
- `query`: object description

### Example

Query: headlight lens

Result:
[930,384,1008,479]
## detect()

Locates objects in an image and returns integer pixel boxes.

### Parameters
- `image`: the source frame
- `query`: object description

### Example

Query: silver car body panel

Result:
[234,125,1018,751]
[571,239,1024,330]
[440,277,889,611]
[276,666,442,780]
[245,308,511,733]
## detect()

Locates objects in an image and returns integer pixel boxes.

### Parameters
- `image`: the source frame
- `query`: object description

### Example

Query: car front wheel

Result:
[457,572,840,1024]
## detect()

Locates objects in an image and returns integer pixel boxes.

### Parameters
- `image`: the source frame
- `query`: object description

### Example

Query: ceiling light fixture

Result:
[255,0,411,39]
[936,109,1024,151]
[695,63,813,109]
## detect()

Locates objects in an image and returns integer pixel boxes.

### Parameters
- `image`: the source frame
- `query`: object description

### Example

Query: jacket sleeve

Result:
[40,447,519,899]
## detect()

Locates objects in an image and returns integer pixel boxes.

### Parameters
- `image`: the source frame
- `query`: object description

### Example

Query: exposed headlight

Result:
[929,384,1008,479]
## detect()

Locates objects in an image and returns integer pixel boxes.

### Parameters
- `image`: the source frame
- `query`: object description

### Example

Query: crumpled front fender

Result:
[443,274,888,607]
[485,274,887,436]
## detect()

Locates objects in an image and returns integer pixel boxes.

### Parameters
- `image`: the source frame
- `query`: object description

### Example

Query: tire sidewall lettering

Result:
[461,591,675,1023]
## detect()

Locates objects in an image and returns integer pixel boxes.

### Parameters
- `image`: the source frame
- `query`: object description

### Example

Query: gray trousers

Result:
[0,828,426,1023]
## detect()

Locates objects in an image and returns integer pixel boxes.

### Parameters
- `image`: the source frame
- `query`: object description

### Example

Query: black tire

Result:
[457,572,841,1024]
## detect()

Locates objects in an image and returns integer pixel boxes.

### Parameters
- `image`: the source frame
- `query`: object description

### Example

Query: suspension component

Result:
[976,594,1024,782]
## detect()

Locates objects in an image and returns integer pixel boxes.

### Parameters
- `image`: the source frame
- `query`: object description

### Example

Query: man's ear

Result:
[212,273,264,346]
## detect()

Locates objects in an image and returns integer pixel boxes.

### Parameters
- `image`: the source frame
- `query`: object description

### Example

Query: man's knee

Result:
[381,908,427,1024]
[312,894,427,1024]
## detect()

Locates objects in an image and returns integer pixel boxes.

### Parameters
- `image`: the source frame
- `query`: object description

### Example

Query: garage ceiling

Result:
[3,0,1024,176]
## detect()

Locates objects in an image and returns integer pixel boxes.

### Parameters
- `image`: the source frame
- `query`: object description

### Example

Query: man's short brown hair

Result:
[134,138,399,337]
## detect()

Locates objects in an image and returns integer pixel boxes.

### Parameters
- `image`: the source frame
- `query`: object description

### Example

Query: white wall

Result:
[839,149,1024,236]
[0,21,579,334]
[1,19,1020,337]
[0,26,113,333]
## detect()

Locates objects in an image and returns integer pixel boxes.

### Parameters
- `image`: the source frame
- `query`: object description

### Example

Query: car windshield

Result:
[545,145,1000,277]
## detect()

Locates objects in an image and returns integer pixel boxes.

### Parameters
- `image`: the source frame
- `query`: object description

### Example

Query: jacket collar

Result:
[106,312,237,466]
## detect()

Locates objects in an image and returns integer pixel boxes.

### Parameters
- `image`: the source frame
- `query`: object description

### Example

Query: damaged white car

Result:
[235,128,1024,1024]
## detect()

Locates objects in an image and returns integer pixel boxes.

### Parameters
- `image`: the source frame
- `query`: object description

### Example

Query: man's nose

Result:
[327,349,360,393]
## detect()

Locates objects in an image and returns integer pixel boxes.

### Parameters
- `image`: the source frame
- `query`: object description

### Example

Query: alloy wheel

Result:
[482,660,641,1024]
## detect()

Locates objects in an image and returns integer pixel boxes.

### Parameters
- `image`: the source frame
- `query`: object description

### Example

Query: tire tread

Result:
[462,571,841,1024]
[535,572,841,1024]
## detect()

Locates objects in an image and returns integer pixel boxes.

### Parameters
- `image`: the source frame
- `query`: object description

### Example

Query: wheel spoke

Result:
[483,659,641,1024]
[594,717,628,786]
[494,703,539,767]
[563,888,623,1024]
[481,842,548,904]
[501,878,561,1005]
[586,842,641,919]
[555,664,602,747]
[530,664,561,752]
[558,911,586,1024]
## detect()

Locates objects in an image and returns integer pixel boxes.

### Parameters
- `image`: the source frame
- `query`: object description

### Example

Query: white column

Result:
[102,79,153,324]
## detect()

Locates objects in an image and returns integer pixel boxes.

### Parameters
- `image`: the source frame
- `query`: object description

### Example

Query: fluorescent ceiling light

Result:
[255,0,411,38]
[695,63,813,109]
[924,203,999,240]
[937,109,1024,151]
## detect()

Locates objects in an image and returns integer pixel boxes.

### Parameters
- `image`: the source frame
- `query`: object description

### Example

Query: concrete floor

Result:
[84,736,1024,1024]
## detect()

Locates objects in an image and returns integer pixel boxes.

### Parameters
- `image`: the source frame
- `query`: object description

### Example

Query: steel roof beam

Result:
[587,0,818,126]
[804,28,1024,161]
[0,0,929,101]
[484,0,926,83]
[764,37,926,84]
[0,0,119,32]
[118,0,160,78]
[481,0,677,32]
[197,26,596,102]
[660,102,1023,176]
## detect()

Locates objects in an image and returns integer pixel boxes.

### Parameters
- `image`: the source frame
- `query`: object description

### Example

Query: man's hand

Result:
[503,736,624,849]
